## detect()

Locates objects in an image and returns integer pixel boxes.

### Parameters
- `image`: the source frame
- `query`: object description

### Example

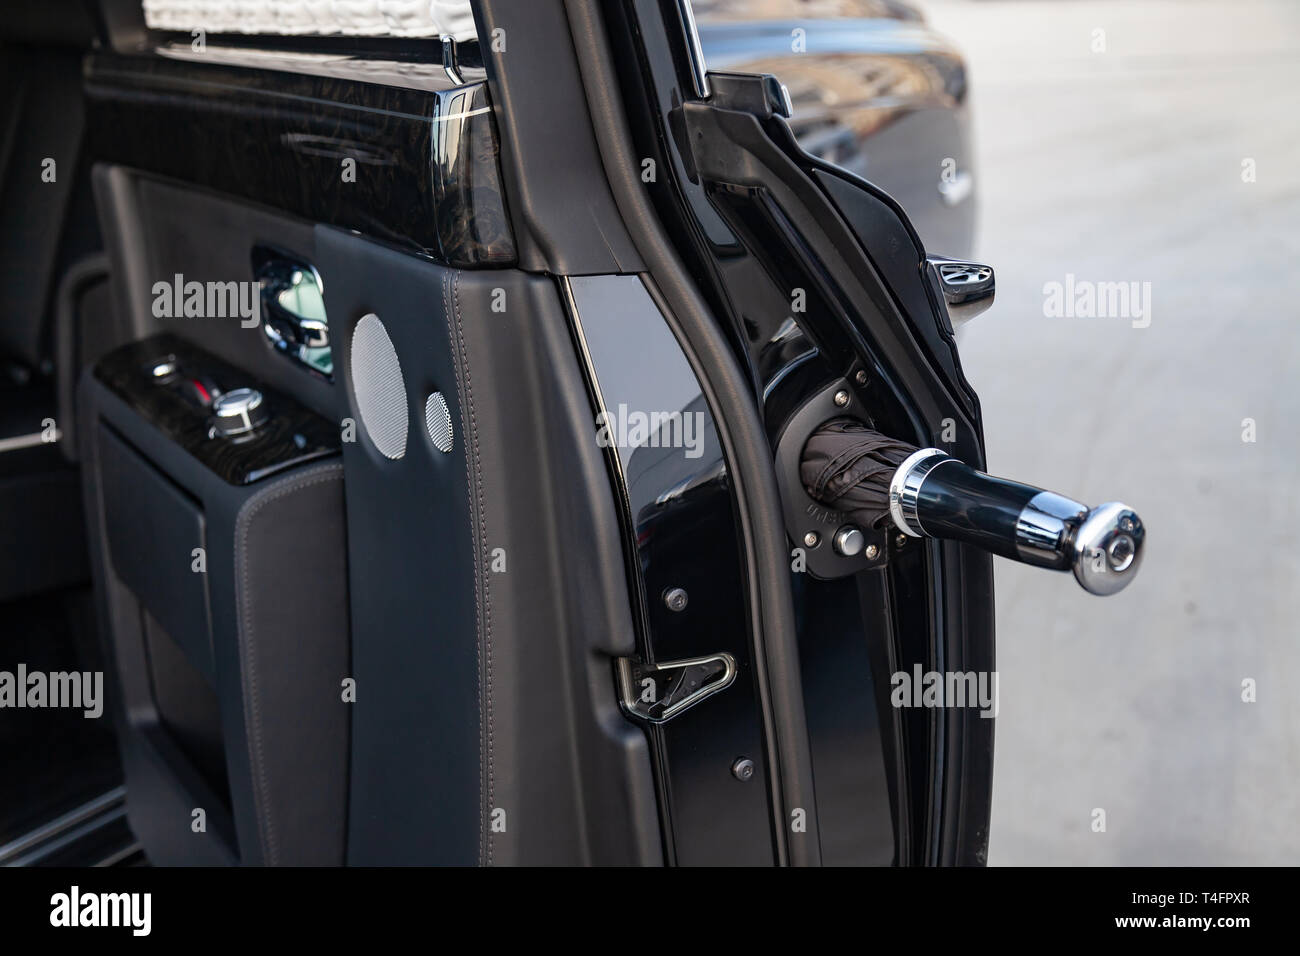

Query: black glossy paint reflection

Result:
[915,461,1047,565]
[85,53,515,267]
[570,275,776,865]
[793,573,897,865]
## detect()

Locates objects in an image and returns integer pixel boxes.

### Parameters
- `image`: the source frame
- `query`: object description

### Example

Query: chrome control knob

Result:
[212,387,268,438]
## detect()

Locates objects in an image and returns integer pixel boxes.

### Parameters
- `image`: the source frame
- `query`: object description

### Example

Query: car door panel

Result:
[316,230,661,866]
[81,149,661,864]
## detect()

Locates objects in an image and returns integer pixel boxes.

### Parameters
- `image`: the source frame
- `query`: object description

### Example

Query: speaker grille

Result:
[350,313,408,460]
[424,392,454,453]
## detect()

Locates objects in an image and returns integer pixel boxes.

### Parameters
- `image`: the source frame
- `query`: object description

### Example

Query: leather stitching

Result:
[234,462,344,866]
[446,271,493,866]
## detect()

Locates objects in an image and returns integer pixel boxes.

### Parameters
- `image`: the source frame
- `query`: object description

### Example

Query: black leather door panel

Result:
[316,226,660,866]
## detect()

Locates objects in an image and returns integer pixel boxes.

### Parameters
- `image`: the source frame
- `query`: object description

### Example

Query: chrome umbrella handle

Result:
[889,449,1145,596]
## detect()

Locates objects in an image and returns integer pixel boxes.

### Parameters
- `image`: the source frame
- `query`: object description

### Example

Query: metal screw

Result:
[895,534,907,548]
[731,757,755,782]
[854,370,868,386]
[664,587,689,612]
[803,531,820,548]
[833,389,850,407]
[865,543,879,560]
[1107,534,1136,571]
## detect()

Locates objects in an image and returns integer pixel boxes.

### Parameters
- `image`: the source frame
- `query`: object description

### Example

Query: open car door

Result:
[25,0,1143,866]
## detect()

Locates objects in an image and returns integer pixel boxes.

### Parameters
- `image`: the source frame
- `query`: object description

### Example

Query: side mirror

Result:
[926,256,995,328]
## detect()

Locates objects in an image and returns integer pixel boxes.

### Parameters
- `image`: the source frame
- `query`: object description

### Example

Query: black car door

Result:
[475,0,996,865]
[31,0,1142,867]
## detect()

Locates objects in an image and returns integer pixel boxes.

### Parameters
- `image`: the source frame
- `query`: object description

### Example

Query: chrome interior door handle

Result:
[253,246,333,379]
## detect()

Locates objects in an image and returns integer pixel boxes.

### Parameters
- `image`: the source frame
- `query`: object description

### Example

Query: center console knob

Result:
[212,387,268,437]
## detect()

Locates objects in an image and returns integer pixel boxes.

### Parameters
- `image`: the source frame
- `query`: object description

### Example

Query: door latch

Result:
[617,653,736,723]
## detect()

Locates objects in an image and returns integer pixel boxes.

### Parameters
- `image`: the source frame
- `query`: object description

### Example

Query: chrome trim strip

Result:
[153,43,458,92]
[558,276,633,518]
[432,106,493,122]
[1014,490,1087,566]
[94,841,144,867]
[676,0,711,98]
[888,448,951,537]
[761,347,818,403]
[0,786,126,865]
[442,36,464,85]
[0,430,59,453]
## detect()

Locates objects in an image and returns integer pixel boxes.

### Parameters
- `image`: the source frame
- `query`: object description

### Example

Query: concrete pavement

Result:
[916,0,1300,864]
